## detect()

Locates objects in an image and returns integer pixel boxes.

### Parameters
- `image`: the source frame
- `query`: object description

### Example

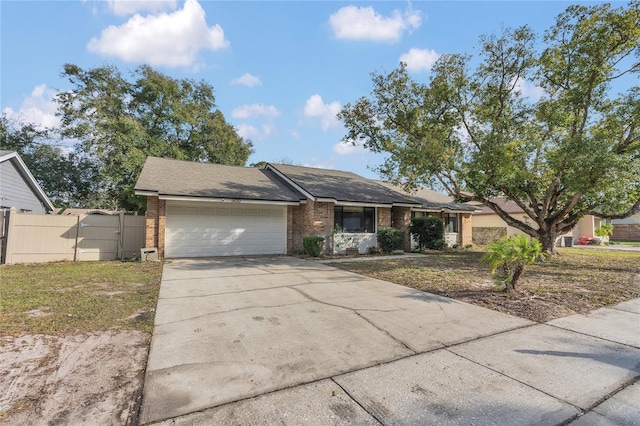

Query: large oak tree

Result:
[56,64,253,212]
[339,2,640,253]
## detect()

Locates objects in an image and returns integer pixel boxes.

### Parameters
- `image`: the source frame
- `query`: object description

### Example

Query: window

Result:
[334,206,375,233]
[445,213,459,233]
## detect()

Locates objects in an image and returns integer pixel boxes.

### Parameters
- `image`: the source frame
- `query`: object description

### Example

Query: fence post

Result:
[118,212,125,260]
[3,208,17,265]
[73,215,80,262]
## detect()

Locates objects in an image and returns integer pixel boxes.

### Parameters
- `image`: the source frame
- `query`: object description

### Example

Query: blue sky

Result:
[0,0,617,179]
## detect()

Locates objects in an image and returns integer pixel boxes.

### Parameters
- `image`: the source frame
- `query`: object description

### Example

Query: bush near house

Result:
[377,227,405,254]
[302,236,324,257]
[411,216,445,250]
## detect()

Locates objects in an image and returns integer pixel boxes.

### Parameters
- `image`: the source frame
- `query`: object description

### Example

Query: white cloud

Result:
[333,139,368,155]
[513,77,545,101]
[303,94,341,131]
[235,123,258,140]
[303,159,336,170]
[87,0,228,67]
[288,130,300,140]
[329,5,422,42]
[106,0,177,16]
[400,48,440,72]
[3,84,60,130]
[231,104,280,119]
[231,73,262,87]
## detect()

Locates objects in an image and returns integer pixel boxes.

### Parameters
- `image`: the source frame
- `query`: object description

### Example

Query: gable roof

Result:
[0,150,54,212]
[377,182,479,213]
[267,163,420,206]
[134,157,305,204]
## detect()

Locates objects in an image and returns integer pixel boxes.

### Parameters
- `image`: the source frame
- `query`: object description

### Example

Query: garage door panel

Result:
[165,202,286,258]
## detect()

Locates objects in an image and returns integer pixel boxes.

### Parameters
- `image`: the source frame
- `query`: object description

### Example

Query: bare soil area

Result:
[0,331,148,426]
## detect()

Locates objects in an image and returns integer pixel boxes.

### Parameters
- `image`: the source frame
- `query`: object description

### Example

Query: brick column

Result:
[145,196,166,258]
[461,213,473,246]
[377,207,392,228]
[392,206,412,251]
[145,196,158,249]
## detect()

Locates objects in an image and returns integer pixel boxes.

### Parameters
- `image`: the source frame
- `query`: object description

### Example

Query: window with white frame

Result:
[445,213,459,233]
[334,206,375,233]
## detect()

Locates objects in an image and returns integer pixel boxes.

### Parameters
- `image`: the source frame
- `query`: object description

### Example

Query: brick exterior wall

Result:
[461,213,473,246]
[377,207,392,228]
[392,206,412,251]
[287,205,305,254]
[145,196,166,258]
[288,201,334,254]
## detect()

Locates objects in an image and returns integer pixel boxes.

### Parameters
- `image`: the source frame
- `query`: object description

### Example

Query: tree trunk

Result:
[538,230,558,255]
[509,263,524,291]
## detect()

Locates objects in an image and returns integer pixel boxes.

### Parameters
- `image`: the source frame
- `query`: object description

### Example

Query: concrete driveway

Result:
[139,256,640,425]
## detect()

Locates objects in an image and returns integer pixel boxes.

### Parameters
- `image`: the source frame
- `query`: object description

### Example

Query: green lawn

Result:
[610,240,640,247]
[1,261,163,336]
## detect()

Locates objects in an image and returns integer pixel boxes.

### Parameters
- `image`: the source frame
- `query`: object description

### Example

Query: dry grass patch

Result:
[331,248,640,322]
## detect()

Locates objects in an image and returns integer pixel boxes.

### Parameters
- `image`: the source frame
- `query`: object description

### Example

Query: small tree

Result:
[302,236,324,257]
[410,216,445,250]
[481,235,547,291]
[377,227,405,254]
[594,223,614,238]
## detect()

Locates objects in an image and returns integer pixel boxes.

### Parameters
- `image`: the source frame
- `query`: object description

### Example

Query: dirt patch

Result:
[0,330,149,425]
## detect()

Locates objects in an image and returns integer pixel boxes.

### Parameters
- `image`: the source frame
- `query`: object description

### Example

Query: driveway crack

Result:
[290,286,416,354]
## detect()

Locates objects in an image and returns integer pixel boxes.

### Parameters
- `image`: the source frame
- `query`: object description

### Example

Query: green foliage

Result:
[340,2,640,254]
[376,227,405,253]
[410,216,445,250]
[481,235,547,291]
[302,236,325,257]
[55,64,253,212]
[0,115,98,207]
[595,222,614,237]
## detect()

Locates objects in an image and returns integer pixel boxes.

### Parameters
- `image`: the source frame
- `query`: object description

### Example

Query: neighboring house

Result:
[470,198,603,246]
[0,150,54,214]
[134,157,475,258]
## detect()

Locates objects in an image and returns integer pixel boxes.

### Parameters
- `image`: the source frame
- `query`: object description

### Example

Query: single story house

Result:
[134,157,475,258]
[0,150,54,214]
[469,198,604,246]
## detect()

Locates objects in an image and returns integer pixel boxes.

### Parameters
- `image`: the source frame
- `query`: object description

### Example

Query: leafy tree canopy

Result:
[56,64,253,211]
[340,2,640,253]
[1,115,97,208]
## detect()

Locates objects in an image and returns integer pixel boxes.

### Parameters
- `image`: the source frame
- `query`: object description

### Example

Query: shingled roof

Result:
[267,163,420,206]
[134,157,305,203]
[377,182,479,213]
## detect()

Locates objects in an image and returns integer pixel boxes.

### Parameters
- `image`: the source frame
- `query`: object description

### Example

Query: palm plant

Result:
[481,235,547,291]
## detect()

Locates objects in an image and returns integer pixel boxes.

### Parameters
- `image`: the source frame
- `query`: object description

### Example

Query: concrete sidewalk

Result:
[139,256,640,425]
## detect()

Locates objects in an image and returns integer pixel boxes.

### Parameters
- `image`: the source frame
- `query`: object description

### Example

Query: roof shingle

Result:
[134,157,304,203]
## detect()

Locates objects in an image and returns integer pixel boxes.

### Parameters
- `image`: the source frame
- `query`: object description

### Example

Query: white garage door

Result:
[165,201,287,258]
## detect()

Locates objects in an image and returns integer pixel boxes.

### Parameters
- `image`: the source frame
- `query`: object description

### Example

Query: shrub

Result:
[481,234,547,291]
[410,216,445,250]
[594,222,614,238]
[302,236,324,257]
[377,227,405,254]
